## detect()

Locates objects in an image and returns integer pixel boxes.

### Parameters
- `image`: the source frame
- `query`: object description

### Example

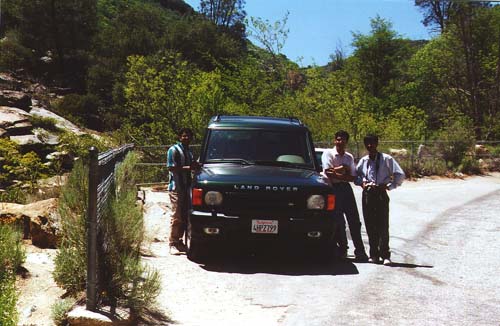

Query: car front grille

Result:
[222,191,305,212]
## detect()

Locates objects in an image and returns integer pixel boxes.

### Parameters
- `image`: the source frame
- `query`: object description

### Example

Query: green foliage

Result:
[417,158,448,176]
[29,116,60,132]
[122,51,225,144]
[2,0,98,88]
[435,112,475,167]
[459,156,481,175]
[0,30,36,72]
[51,298,75,326]
[351,16,413,101]
[383,106,428,141]
[99,151,161,314]
[0,278,18,326]
[53,160,88,295]
[0,138,48,190]
[200,0,246,28]
[0,224,26,326]
[52,94,101,129]
[57,132,109,163]
[54,152,160,315]
[0,187,26,204]
[0,224,26,281]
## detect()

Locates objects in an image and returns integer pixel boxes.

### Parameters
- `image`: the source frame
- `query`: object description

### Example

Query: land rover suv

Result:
[188,115,337,261]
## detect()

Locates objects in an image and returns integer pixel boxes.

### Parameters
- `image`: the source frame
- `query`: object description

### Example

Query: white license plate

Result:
[251,220,278,234]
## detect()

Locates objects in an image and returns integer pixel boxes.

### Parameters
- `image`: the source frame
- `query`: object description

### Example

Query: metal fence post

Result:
[87,147,98,311]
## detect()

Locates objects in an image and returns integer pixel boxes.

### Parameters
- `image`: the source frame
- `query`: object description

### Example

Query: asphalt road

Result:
[142,173,500,326]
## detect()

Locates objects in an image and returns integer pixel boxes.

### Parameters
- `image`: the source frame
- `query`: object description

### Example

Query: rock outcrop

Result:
[0,72,87,149]
[0,198,60,248]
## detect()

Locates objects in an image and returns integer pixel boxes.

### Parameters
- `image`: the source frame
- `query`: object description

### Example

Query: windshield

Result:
[204,129,314,168]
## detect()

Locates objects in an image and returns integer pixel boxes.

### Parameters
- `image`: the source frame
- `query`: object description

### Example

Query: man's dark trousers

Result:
[362,188,390,259]
[334,183,366,256]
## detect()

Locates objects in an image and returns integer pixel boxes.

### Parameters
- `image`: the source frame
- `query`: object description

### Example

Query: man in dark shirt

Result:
[167,128,199,255]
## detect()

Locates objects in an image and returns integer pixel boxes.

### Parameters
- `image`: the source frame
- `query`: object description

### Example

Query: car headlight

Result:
[204,191,223,206]
[307,195,325,209]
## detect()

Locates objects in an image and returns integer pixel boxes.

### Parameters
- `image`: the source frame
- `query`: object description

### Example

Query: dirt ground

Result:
[15,242,66,326]
[14,173,500,325]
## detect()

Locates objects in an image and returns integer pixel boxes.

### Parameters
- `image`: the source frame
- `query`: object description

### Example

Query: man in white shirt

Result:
[356,134,405,266]
[322,130,368,261]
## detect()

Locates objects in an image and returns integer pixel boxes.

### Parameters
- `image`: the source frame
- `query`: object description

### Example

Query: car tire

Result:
[187,220,206,263]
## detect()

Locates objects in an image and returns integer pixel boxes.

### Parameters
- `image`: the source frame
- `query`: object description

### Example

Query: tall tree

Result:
[351,16,412,102]
[199,0,246,28]
[415,0,456,33]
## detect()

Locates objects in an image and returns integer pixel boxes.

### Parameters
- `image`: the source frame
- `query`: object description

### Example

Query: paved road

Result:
[142,173,500,326]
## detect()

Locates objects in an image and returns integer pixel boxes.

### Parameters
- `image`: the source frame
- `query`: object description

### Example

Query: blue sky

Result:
[183,0,432,67]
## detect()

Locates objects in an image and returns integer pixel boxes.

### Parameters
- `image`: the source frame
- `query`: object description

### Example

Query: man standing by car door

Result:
[356,134,405,266]
[167,128,199,255]
[322,130,368,261]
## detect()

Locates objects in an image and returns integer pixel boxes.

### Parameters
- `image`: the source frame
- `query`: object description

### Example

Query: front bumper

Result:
[189,210,336,245]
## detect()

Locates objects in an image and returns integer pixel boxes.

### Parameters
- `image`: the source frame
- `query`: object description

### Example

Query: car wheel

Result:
[187,221,206,263]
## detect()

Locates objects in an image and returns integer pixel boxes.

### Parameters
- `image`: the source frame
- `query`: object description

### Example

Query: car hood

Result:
[195,163,330,188]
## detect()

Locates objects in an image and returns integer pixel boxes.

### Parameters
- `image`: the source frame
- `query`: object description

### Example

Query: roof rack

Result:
[213,115,222,122]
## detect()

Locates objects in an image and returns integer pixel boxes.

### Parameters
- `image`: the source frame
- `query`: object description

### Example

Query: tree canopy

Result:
[0,0,498,147]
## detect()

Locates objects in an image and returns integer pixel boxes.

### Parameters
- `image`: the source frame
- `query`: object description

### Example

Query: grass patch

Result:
[0,224,26,326]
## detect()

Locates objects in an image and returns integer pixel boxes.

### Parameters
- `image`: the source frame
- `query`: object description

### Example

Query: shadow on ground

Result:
[199,250,359,276]
[387,261,433,268]
[137,307,175,326]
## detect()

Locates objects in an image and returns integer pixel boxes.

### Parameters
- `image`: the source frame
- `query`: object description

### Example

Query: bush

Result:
[99,151,160,316]
[417,157,448,176]
[0,186,26,204]
[51,298,75,326]
[52,94,102,130]
[30,116,60,132]
[54,151,160,318]
[53,160,88,295]
[459,156,482,175]
[0,31,36,72]
[0,138,48,190]
[436,115,475,167]
[57,132,110,163]
[0,224,26,326]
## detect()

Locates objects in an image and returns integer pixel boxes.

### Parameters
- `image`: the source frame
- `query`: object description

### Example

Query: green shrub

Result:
[51,298,75,326]
[30,116,60,132]
[459,156,482,175]
[417,158,448,176]
[57,132,109,163]
[53,160,88,295]
[0,138,48,190]
[0,186,26,204]
[0,31,35,72]
[52,94,101,130]
[100,151,160,315]
[0,278,18,326]
[54,151,160,317]
[0,224,26,326]
[436,115,475,168]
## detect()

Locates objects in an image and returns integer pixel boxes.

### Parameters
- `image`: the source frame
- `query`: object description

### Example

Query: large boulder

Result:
[0,90,32,111]
[0,106,31,129]
[30,106,86,135]
[0,73,24,90]
[0,198,60,248]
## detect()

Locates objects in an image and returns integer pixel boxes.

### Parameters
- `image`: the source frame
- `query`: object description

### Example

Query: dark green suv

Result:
[188,115,337,261]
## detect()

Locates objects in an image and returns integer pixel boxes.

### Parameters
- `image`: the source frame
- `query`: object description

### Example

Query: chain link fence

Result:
[132,141,500,184]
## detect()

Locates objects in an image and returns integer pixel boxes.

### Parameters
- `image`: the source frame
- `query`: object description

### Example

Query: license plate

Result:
[251,220,278,234]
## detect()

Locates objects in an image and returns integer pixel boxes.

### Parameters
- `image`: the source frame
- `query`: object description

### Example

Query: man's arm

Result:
[354,158,365,186]
[387,157,405,190]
